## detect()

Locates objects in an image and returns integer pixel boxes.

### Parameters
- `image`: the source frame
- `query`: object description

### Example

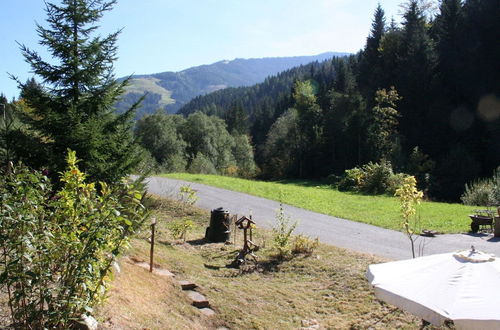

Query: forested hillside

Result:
[115,52,347,117]
[178,0,500,201]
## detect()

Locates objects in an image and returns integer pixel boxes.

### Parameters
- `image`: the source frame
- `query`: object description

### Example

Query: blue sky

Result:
[0,0,405,99]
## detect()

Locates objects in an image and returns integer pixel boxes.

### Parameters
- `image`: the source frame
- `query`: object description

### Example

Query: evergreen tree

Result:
[368,87,402,162]
[359,4,386,98]
[432,0,463,102]
[14,0,142,183]
[292,80,323,177]
[223,101,249,134]
[396,0,437,151]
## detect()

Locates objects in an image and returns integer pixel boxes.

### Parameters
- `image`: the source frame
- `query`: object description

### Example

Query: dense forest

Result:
[1,0,499,202]
[177,0,500,201]
[114,52,346,117]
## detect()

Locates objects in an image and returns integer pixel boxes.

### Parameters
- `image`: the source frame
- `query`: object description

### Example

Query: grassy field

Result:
[96,195,437,329]
[162,173,473,234]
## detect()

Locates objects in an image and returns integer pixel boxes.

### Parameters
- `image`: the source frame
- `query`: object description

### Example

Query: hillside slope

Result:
[115,52,348,117]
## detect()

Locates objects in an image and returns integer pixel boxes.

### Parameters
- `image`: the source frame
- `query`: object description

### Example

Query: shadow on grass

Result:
[186,238,208,246]
[274,178,330,188]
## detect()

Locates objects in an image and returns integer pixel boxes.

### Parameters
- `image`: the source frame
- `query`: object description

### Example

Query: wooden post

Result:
[233,214,237,245]
[249,214,253,242]
[149,217,156,272]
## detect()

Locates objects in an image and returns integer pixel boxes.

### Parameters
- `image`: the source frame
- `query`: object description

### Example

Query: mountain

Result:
[115,52,349,117]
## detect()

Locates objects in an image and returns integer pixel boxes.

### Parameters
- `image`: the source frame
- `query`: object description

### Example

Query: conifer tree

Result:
[396,0,436,151]
[14,0,142,183]
[359,4,386,98]
[432,0,463,102]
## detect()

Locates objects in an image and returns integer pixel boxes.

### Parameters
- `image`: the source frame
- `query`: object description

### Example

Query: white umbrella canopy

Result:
[367,248,500,330]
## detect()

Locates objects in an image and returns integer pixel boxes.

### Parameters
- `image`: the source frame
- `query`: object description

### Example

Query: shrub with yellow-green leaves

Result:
[0,151,148,328]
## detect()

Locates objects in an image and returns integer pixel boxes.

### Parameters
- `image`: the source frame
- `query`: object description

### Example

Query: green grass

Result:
[97,195,425,329]
[162,173,474,234]
[126,77,174,107]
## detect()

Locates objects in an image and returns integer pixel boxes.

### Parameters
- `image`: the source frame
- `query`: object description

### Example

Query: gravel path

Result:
[143,176,500,260]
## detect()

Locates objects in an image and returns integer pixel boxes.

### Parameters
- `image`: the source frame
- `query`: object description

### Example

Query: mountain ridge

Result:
[115,52,349,117]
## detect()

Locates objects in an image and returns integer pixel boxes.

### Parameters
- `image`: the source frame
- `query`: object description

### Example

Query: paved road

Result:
[142,176,500,260]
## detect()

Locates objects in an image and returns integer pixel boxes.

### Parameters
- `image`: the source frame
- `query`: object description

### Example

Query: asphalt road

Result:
[142,176,500,260]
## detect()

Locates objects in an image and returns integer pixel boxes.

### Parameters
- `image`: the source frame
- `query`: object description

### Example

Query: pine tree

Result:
[396,0,436,151]
[14,0,142,183]
[432,0,463,102]
[358,4,386,98]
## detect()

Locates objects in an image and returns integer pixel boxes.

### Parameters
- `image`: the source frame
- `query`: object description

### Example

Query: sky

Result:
[0,0,405,100]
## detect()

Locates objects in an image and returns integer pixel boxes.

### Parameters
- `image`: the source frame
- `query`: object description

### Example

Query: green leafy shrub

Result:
[0,151,148,328]
[360,160,394,194]
[395,176,423,258]
[461,166,500,207]
[387,172,411,195]
[291,235,319,256]
[168,218,195,241]
[337,160,409,195]
[188,152,217,175]
[272,204,298,258]
[338,167,365,191]
[178,185,199,207]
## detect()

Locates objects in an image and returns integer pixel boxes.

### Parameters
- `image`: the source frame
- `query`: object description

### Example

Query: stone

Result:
[186,290,209,308]
[153,267,175,277]
[199,307,216,317]
[301,319,320,329]
[75,314,98,330]
[178,280,197,290]
[133,261,175,277]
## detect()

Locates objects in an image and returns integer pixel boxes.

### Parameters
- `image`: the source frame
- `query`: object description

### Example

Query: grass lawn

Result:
[162,173,473,234]
[96,195,434,329]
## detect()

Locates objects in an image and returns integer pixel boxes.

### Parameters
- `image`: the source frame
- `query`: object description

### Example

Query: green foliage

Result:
[272,203,298,257]
[187,152,217,175]
[165,173,473,233]
[395,175,423,258]
[360,160,395,194]
[167,218,195,241]
[231,134,257,178]
[135,112,187,172]
[338,160,409,195]
[291,235,319,256]
[368,87,402,161]
[261,109,301,178]
[461,167,500,207]
[338,167,365,192]
[182,112,235,173]
[175,1,499,202]
[13,0,141,183]
[178,185,199,207]
[0,151,147,328]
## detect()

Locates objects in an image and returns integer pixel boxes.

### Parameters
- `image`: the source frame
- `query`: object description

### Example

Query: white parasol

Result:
[367,247,500,329]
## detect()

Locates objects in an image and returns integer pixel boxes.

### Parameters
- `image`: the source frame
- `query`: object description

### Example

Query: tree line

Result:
[179,0,500,201]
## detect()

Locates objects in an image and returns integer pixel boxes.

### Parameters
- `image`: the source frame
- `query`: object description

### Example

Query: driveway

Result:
[142,176,500,260]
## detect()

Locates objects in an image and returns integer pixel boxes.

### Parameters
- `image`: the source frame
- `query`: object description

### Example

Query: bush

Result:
[360,160,394,194]
[291,235,319,256]
[338,167,365,191]
[461,166,500,206]
[272,203,298,257]
[168,218,195,241]
[0,151,148,328]
[387,172,411,195]
[188,152,217,175]
[337,160,409,195]
[178,185,198,207]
